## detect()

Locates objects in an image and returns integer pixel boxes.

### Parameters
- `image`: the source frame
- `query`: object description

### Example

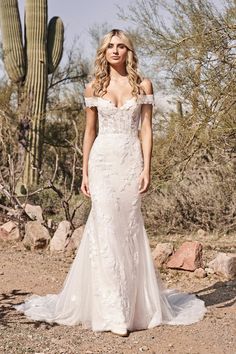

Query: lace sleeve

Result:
[139,94,154,105]
[84,97,98,108]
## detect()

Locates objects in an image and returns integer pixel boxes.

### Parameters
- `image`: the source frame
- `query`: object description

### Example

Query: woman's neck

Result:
[109,65,127,80]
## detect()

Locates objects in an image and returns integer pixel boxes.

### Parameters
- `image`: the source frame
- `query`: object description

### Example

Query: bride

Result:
[14,29,206,336]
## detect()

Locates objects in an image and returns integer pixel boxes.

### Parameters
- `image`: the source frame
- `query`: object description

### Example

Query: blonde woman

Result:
[14,29,206,336]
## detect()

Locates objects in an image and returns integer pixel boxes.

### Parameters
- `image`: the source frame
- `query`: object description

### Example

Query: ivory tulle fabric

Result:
[14,95,206,332]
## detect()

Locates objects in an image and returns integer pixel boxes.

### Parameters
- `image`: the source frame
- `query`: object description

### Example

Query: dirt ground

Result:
[0,233,235,354]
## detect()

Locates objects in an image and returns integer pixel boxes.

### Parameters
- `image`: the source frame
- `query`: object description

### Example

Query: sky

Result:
[18,0,132,57]
[16,0,224,54]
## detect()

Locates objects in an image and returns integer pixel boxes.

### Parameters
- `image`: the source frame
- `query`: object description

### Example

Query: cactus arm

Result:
[0,0,25,82]
[47,16,64,74]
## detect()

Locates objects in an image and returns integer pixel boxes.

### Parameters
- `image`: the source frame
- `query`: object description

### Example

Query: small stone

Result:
[47,219,53,228]
[205,267,214,275]
[139,346,149,352]
[194,267,207,278]
[152,242,174,267]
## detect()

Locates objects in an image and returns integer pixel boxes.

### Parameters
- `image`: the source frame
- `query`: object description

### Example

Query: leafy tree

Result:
[119,0,236,233]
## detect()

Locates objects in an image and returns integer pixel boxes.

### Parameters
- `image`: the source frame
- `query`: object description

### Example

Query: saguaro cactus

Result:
[0,0,64,186]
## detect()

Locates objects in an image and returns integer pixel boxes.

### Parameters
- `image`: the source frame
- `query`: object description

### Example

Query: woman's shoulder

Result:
[84,80,96,98]
[139,78,153,95]
[84,81,98,108]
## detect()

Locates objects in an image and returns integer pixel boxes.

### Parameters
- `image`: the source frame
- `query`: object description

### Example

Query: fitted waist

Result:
[97,131,139,138]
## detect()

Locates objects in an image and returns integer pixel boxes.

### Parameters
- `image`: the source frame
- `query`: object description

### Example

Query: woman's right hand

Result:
[80,175,91,198]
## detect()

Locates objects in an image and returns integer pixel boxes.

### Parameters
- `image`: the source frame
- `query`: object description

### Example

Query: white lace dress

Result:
[14,94,206,333]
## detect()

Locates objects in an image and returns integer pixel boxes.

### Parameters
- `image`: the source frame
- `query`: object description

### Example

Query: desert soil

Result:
[0,233,235,354]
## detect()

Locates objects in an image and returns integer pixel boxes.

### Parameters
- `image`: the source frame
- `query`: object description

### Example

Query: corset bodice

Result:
[84,95,154,136]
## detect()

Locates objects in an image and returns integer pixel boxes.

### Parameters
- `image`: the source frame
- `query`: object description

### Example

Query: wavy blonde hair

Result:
[92,29,143,97]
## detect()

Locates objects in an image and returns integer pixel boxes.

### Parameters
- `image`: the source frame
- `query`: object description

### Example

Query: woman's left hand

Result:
[138,170,151,194]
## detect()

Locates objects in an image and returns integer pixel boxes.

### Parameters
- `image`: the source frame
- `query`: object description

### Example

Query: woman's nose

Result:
[112,46,118,54]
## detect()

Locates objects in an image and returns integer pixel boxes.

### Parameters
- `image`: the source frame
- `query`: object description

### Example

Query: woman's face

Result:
[105,35,128,66]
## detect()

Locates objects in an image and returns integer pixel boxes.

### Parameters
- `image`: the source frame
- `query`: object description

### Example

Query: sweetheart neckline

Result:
[98,96,136,109]
[84,94,154,110]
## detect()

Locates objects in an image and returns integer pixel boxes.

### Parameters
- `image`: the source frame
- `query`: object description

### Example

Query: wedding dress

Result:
[14,94,206,333]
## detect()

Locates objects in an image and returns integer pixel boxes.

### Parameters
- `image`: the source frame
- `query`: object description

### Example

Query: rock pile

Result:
[0,203,235,281]
[152,239,236,279]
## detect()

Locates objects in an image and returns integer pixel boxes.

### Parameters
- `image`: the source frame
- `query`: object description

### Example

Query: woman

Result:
[14,29,206,336]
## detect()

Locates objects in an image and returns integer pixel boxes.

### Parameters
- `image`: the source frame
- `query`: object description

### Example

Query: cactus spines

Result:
[0,0,25,82]
[47,17,64,74]
[0,0,64,186]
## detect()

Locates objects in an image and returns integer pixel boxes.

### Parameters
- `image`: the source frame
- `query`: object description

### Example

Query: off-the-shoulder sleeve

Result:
[84,96,98,108]
[139,94,155,105]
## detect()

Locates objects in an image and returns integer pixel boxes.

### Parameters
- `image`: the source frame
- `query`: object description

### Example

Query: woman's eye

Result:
[108,44,113,48]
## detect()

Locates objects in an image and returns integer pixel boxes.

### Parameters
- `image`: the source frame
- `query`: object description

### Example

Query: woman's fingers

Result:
[139,176,149,194]
[81,182,91,198]
[138,176,143,191]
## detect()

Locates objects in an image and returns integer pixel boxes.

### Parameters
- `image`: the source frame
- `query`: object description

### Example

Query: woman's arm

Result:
[139,78,154,194]
[81,82,98,198]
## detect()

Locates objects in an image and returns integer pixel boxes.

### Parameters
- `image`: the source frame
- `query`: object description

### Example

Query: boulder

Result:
[23,221,50,250]
[50,221,72,254]
[152,242,173,267]
[66,225,85,254]
[1,221,21,241]
[167,241,203,271]
[208,252,236,279]
[24,203,44,223]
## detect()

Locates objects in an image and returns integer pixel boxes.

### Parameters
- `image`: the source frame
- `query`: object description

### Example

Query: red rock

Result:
[152,242,173,267]
[167,241,203,271]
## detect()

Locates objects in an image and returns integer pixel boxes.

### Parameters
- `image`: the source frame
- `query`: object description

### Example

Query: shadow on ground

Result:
[194,279,236,308]
[0,289,58,329]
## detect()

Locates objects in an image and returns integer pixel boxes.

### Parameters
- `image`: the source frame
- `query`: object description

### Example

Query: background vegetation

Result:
[0,0,235,237]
